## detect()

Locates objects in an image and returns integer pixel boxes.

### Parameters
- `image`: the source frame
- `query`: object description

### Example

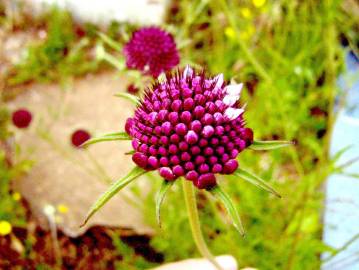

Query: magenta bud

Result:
[149,145,157,155]
[148,112,158,124]
[190,146,201,155]
[179,141,189,151]
[125,118,134,134]
[132,152,148,168]
[185,170,199,181]
[211,137,219,145]
[160,136,169,145]
[181,111,192,123]
[190,120,202,133]
[185,130,199,144]
[160,157,169,166]
[202,125,214,138]
[194,106,205,118]
[158,110,168,121]
[215,126,225,136]
[181,152,191,161]
[150,136,158,145]
[222,154,230,163]
[230,149,240,158]
[223,159,239,174]
[170,134,180,143]
[183,98,194,110]
[194,173,216,189]
[159,167,176,180]
[168,112,179,124]
[199,164,210,173]
[139,144,148,153]
[199,138,208,147]
[173,165,185,176]
[209,156,218,165]
[154,126,162,135]
[195,155,205,165]
[212,164,223,173]
[175,123,187,136]
[202,113,213,125]
[161,121,172,135]
[204,147,214,156]
[213,112,224,124]
[170,155,180,165]
[148,156,159,169]
[243,128,254,145]
[132,139,140,150]
[171,100,182,111]
[169,144,178,154]
[184,162,195,171]
[216,146,225,155]
[158,146,167,156]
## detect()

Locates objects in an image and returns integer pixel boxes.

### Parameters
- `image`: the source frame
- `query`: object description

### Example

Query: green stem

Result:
[182,180,223,270]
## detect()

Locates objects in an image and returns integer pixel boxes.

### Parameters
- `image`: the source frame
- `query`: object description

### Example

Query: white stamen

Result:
[214,73,224,88]
[224,107,244,120]
[223,95,239,106]
[225,83,243,96]
[183,65,193,78]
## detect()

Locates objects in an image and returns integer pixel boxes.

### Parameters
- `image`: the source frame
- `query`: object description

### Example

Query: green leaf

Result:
[80,166,146,227]
[81,132,131,147]
[249,140,294,150]
[234,168,281,198]
[211,185,245,236]
[155,180,174,227]
[114,92,140,105]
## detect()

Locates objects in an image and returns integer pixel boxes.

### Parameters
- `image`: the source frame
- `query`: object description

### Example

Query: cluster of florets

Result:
[123,27,180,77]
[125,66,253,189]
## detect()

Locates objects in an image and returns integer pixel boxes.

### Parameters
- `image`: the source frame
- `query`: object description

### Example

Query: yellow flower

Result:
[57,204,69,214]
[253,0,266,8]
[12,192,21,201]
[225,27,236,40]
[0,220,12,236]
[240,8,252,19]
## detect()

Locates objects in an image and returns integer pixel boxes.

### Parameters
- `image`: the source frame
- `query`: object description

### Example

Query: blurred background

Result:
[0,0,358,269]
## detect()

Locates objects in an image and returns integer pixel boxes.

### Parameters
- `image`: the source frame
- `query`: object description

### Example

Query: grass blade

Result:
[211,185,245,236]
[249,140,294,150]
[155,180,174,227]
[114,92,140,105]
[80,166,146,227]
[81,132,131,147]
[234,168,281,198]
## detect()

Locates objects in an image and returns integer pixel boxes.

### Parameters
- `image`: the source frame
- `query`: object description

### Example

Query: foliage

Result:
[5,8,99,86]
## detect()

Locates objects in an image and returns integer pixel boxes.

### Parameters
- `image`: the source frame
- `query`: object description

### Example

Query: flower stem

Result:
[182,180,223,270]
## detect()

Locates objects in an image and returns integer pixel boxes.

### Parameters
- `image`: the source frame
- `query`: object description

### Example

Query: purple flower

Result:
[12,109,32,129]
[123,27,180,77]
[126,66,253,189]
[71,129,91,148]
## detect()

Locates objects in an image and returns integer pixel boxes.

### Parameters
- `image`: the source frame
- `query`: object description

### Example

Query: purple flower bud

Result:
[126,67,253,188]
[159,167,176,180]
[185,130,199,144]
[124,27,180,77]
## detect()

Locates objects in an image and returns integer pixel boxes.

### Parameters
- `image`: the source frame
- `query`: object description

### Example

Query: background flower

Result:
[123,27,180,77]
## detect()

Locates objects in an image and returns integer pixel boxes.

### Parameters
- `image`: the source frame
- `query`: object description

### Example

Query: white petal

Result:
[214,73,224,88]
[225,83,243,96]
[183,65,193,78]
[223,95,239,106]
[224,107,244,120]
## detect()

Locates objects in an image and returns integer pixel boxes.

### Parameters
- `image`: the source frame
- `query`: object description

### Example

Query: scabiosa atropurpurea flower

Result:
[125,66,253,189]
[71,129,91,148]
[123,27,180,77]
[12,109,32,129]
[81,65,291,267]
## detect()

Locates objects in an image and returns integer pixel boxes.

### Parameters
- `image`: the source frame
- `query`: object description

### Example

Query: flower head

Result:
[0,220,12,236]
[12,109,32,129]
[126,66,253,189]
[123,27,180,77]
[71,129,91,148]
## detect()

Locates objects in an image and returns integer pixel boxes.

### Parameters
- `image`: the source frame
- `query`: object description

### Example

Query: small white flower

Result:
[225,83,243,96]
[213,73,224,88]
[224,107,244,120]
[183,65,193,78]
[223,95,239,106]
